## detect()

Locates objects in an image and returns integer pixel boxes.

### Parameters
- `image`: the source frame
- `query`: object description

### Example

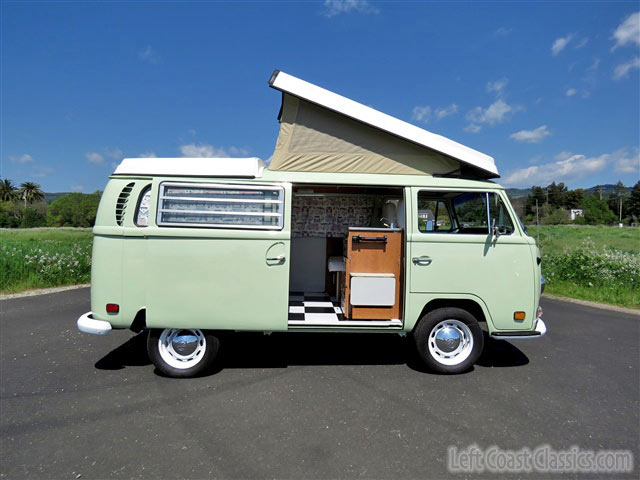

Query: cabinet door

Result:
[345,230,403,320]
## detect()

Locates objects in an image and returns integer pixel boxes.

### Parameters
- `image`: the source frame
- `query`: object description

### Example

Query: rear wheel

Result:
[147,328,221,378]
[413,307,483,374]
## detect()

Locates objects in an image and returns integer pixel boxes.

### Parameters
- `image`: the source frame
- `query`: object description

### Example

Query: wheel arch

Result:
[410,297,495,333]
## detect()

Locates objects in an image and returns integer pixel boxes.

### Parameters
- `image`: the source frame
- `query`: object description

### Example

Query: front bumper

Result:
[77,311,112,335]
[491,318,547,340]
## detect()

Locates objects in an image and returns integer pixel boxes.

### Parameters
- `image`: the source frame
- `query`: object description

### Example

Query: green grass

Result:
[528,226,640,309]
[0,228,93,293]
[527,225,640,255]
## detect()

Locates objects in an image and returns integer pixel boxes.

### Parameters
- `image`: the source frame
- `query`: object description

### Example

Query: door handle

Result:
[267,255,286,262]
[412,256,432,266]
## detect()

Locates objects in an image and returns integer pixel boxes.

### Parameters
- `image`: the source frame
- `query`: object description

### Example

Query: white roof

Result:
[113,157,265,178]
[269,70,498,177]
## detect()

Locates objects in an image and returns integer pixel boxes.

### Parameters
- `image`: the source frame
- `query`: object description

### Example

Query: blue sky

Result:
[1,0,639,193]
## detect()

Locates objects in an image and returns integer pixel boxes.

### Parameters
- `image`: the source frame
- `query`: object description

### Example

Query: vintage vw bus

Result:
[77,71,546,377]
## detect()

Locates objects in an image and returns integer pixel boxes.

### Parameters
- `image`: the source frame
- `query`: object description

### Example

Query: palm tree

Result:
[0,178,18,202]
[18,181,45,208]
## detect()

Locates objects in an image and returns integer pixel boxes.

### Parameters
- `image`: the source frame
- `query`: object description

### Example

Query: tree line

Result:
[0,178,101,228]
[513,181,640,225]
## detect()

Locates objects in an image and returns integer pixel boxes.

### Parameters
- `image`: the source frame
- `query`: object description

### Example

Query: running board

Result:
[288,319,403,329]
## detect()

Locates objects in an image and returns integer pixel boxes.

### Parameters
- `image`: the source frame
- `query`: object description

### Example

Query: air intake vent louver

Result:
[115,183,135,226]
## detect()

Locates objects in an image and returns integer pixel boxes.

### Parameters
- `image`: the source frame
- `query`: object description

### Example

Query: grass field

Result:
[1,226,638,309]
[0,228,92,294]
[528,225,640,309]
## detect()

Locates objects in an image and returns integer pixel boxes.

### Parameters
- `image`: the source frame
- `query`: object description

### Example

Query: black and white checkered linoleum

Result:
[288,292,345,323]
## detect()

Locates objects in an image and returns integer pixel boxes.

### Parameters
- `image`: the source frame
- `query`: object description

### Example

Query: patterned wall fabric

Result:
[292,195,376,238]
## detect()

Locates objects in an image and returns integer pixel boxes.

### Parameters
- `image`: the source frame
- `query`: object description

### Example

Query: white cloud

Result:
[613,56,640,80]
[486,78,508,95]
[503,148,637,187]
[613,148,640,173]
[464,124,482,133]
[494,27,513,37]
[86,152,105,165]
[412,104,458,123]
[322,0,379,17]
[9,153,33,164]
[179,144,250,158]
[612,12,640,50]
[434,104,458,120]
[509,125,551,143]
[70,185,84,192]
[411,105,431,123]
[139,45,161,64]
[555,151,574,161]
[574,37,589,49]
[587,57,600,71]
[551,34,574,56]
[139,151,157,158]
[229,146,251,156]
[566,88,577,97]
[179,143,227,158]
[466,99,519,127]
[104,147,123,159]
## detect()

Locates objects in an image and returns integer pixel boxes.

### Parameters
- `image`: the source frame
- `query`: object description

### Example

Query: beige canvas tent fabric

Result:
[269,94,461,175]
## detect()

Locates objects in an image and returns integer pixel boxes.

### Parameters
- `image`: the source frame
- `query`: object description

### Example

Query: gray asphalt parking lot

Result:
[1,288,638,479]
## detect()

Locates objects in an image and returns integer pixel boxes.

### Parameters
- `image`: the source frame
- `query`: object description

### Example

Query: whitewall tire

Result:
[147,328,221,378]
[413,307,483,374]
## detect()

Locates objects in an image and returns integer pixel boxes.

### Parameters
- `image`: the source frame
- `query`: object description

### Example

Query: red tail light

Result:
[106,303,119,313]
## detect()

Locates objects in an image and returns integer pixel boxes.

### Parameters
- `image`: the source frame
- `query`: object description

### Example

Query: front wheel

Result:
[147,328,221,378]
[413,307,484,374]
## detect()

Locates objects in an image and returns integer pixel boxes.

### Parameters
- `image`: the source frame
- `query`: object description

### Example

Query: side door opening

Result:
[287,184,406,328]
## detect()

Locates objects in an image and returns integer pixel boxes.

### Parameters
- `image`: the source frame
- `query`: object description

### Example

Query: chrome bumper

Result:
[77,312,112,335]
[491,318,547,340]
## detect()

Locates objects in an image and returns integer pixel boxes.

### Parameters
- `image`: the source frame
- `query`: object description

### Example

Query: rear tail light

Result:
[106,303,119,314]
[537,306,543,318]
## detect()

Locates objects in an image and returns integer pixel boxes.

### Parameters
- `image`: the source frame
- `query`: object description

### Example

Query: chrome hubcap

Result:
[428,320,474,366]
[158,328,206,370]
[171,331,199,356]
[435,326,461,352]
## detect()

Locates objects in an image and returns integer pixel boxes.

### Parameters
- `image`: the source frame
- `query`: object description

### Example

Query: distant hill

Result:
[505,188,531,199]
[506,184,632,201]
[584,184,631,198]
[44,192,70,204]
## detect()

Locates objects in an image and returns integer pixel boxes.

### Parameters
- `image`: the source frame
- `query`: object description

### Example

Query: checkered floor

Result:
[288,292,345,323]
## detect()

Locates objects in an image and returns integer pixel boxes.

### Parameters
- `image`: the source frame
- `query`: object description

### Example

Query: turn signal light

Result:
[514,311,526,321]
[106,303,119,313]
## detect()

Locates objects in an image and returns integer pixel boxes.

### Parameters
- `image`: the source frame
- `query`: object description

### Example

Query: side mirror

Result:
[491,218,501,237]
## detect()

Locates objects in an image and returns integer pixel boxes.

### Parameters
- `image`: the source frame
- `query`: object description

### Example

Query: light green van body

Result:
[91,170,542,336]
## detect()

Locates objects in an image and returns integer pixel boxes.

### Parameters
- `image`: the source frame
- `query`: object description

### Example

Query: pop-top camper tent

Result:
[268,70,499,179]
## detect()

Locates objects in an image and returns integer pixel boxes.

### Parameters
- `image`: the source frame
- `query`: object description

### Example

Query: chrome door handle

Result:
[412,256,432,266]
[267,255,286,262]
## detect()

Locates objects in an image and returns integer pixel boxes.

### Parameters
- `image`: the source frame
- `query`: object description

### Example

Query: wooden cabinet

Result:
[343,228,403,320]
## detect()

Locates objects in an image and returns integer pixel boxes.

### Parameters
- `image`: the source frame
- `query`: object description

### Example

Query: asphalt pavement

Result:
[1,288,638,479]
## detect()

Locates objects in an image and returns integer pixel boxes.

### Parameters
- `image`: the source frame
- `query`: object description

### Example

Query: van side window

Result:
[489,193,515,235]
[452,192,489,234]
[156,182,284,230]
[135,185,152,227]
[417,194,452,232]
